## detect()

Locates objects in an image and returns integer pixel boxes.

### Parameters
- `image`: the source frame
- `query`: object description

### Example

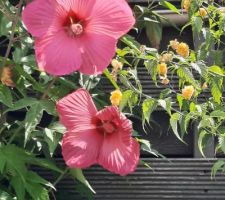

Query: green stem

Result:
[48,168,69,193]
[1,0,23,68]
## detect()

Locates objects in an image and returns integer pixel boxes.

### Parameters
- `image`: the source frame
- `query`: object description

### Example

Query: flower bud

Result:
[158,63,168,76]
[0,67,15,87]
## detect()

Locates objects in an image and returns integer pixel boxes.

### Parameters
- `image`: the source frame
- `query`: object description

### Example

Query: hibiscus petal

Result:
[57,89,97,130]
[22,0,57,37]
[78,33,116,75]
[97,106,140,175]
[62,129,103,168]
[87,0,135,39]
[35,30,82,75]
[98,135,140,176]
[56,0,96,18]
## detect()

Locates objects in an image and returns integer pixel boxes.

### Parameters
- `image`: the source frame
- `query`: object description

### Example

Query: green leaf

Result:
[11,176,25,200]
[211,160,225,178]
[177,67,199,88]
[0,85,13,107]
[198,130,209,157]
[192,16,203,34]
[144,59,158,83]
[0,15,12,35]
[218,134,225,154]
[159,0,180,14]
[210,110,225,118]
[158,98,172,116]
[29,158,63,174]
[5,97,37,113]
[103,69,119,90]
[70,169,96,194]
[119,90,133,111]
[142,98,158,122]
[24,103,44,144]
[210,78,222,104]
[209,65,224,76]
[26,171,55,190]
[138,139,159,157]
[177,94,184,110]
[145,19,162,48]
[170,113,184,142]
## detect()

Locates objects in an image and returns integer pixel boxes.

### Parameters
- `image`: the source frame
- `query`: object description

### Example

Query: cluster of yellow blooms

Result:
[0,67,15,87]
[158,52,173,85]
[183,0,207,18]
[170,39,189,58]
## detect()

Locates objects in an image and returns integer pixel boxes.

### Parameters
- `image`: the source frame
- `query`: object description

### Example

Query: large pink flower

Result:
[22,0,135,76]
[56,89,140,176]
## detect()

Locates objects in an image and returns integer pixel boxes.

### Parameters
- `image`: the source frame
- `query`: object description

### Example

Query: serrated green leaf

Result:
[0,85,13,107]
[210,110,225,118]
[198,130,209,157]
[170,113,184,142]
[211,160,225,178]
[142,98,158,122]
[209,65,224,76]
[5,97,37,113]
[24,103,43,144]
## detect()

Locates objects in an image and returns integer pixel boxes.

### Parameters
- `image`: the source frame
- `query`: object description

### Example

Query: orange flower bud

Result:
[176,42,189,58]
[170,39,179,50]
[183,0,191,12]
[161,78,170,85]
[182,85,195,100]
[160,53,173,63]
[111,59,123,71]
[158,63,168,76]
[202,82,208,90]
[110,90,122,106]
[0,67,15,87]
[199,8,207,18]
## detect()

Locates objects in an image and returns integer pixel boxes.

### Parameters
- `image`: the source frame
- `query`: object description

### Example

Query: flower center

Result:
[102,121,116,134]
[70,23,83,35]
[64,15,84,37]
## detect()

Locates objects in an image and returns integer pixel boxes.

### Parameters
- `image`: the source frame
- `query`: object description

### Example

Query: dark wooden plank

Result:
[33,158,225,200]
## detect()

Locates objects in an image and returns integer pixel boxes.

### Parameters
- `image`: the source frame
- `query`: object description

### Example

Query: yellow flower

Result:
[158,63,168,76]
[199,8,207,18]
[111,59,123,71]
[110,90,122,106]
[176,42,189,58]
[0,67,15,87]
[170,39,179,50]
[182,85,195,100]
[160,53,173,63]
[161,78,170,85]
[183,0,191,12]
[202,82,208,90]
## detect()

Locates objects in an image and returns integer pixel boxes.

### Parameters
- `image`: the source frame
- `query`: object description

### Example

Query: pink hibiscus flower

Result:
[22,0,135,76]
[56,89,140,176]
